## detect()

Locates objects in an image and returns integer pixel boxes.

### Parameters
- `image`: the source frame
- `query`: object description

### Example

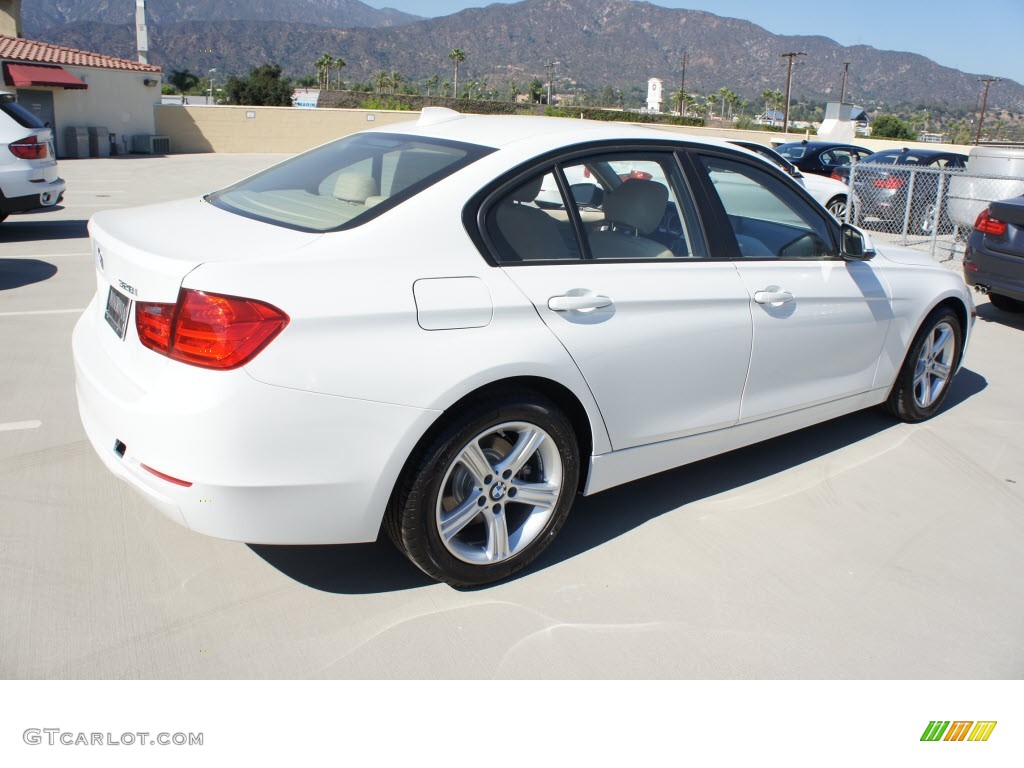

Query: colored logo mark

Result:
[921,721,997,742]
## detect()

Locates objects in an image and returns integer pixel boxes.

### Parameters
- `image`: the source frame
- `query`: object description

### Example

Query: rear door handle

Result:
[548,294,612,312]
[753,288,794,306]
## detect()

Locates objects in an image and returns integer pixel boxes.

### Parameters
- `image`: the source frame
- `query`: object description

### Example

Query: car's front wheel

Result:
[826,195,849,221]
[885,306,963,423]
[386,391,579,587]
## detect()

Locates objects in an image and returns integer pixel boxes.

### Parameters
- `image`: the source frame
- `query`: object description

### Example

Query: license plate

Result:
[104,285,131,340]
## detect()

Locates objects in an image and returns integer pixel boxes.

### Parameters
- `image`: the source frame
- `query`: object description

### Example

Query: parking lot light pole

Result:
[975,77,1001,145]
[780,52,805,135]
[208,68,216,105]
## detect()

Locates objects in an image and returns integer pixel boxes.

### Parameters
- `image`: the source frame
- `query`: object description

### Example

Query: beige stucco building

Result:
[0,1,163,157]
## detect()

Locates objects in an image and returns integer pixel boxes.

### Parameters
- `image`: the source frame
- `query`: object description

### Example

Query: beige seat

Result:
[324,172,379,205]
[588,179,673,259]
[493,177,572,261]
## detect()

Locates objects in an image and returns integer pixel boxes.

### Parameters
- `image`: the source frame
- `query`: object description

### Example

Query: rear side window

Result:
[0,96,45,129]
[208,133,492,232]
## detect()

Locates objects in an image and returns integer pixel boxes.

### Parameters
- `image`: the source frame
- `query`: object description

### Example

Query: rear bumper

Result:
[963,243,1024,301]
[72,297,440,544]
[0,177,65,213]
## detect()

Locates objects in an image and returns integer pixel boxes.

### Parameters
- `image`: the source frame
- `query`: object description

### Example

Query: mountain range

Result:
[22,0,1024,111]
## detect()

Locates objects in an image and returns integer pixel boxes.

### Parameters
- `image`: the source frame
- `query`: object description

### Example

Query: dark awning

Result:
[3,62,88,90]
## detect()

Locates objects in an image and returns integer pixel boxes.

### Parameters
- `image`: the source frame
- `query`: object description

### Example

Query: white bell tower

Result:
[646,78,663,113]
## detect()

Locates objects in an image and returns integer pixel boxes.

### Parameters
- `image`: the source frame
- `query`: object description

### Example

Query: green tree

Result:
[424,74,439,96]
[528,78,544,104]
[705,92,718,118]
[335,56,346,90]
[448,48,466,98]
[872,114,916,140]
[295,75,318,88]
[372,70,389,94]
[314,54,334,90]
[224,63,293,106]
[167,68,200,94]
[508,80,521,101]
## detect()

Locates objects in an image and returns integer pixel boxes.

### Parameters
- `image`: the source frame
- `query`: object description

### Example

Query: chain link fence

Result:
[845,164,1024,263]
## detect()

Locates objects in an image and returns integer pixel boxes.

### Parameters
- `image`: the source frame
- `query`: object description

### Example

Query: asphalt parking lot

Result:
[1,153,1022,679]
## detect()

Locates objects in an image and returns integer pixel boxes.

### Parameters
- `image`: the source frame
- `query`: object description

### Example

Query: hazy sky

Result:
[370,0,1024,86]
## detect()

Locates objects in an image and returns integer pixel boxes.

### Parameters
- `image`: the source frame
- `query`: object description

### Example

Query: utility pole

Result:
[840,61,850,103]
[679,50,687,117]
[780,52,806,135]
[545,60,559,106]
[975,77,1001,145]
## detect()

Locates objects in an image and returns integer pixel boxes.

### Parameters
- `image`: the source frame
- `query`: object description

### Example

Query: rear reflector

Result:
[974,209,1007,236]
[141,463,193,487]
[9,135,47,160]
[136,289,288,370]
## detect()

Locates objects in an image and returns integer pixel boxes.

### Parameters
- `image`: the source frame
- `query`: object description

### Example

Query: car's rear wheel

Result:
[885,306,963,423]
[385,391,579,587]
[988,292,1024,313]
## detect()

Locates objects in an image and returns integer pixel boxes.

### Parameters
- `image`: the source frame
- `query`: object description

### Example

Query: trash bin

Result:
[88,127,110,158]
[62,126,88,159]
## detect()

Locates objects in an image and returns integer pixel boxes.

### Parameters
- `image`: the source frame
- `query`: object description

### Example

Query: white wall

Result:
[50,67,160,151]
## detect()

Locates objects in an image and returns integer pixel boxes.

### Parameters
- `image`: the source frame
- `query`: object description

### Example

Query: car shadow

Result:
[0,258,58,290]
[975,300,1024,331]
[0,217,88,241]
[250,368,987,595]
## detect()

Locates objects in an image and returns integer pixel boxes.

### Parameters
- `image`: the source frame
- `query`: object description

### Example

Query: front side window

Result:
[207,133,491,232]
[700,155,836,260]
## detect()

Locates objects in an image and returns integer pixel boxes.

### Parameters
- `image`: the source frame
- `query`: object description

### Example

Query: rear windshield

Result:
[863,151,900,165]
[208,132,492,232]
[776,144,805,160]
[0,97,45,129]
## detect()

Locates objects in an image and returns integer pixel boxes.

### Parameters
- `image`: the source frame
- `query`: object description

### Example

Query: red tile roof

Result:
[0,35,161,73]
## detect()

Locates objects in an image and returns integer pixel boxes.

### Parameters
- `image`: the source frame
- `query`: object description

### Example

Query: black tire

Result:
[385,391,579,587]
[885,306,963,423]
[988,293,1024,313]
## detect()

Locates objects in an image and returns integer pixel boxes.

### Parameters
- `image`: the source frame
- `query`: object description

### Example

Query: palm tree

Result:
[705,92,718,119]
[335,56,346,90]
[508,80,520,101]
[448,48,466,98]
[372,70,389,95]
[315,54,334,90]
[717,87,733,120]
[389,70,404,95]
[424,74,439,96]
[441,81,451,97]
[167,68,200,94]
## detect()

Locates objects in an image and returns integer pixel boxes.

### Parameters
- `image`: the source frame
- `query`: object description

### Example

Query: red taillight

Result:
[135,289,288,370]
[830,172,846,182]
[9,135,48,160]
[974,209,1007,236]
[871,177,905,189]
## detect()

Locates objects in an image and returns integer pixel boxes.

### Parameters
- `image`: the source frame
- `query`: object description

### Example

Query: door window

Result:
[699,155,836,260]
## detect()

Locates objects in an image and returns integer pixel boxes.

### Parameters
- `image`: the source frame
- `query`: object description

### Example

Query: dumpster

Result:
[62,126,88,158]
[88,127,110,158]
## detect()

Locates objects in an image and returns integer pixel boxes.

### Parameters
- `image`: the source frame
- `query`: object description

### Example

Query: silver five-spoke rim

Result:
[436,421,563,565]
[913,321,955,409]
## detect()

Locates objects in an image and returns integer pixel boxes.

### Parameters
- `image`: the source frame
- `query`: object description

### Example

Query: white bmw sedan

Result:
[73,109,974,586]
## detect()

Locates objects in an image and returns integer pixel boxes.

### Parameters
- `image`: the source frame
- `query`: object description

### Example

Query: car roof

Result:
[871,148,965,159]
[360,108,741,155]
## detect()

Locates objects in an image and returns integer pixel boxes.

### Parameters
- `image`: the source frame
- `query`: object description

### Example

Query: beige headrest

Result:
[510,176,544,203]
[332,173,379,203]
[603,179,668,234]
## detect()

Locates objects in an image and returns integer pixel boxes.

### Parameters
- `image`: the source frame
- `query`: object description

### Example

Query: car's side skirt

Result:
[584,387,890,496]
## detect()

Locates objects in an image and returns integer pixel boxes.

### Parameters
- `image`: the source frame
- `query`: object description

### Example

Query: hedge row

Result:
[315,90,705,127]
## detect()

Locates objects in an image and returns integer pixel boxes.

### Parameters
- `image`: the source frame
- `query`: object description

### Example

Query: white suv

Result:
[0,90,65,222]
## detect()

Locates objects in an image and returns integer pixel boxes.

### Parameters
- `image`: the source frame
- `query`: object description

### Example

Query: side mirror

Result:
[840,223,875,261]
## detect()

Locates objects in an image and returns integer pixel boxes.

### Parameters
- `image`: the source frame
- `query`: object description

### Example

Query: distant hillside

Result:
[30,0,1024,111]
[22,0,420,35]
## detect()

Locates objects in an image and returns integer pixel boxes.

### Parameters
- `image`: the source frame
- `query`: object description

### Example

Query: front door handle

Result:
[753,287,794,306]
[548,294,612,312]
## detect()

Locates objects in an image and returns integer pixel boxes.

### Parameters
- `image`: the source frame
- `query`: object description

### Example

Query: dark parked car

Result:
[775,141,874,178]
[849,148,967,234]
[963,195,1024,312]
